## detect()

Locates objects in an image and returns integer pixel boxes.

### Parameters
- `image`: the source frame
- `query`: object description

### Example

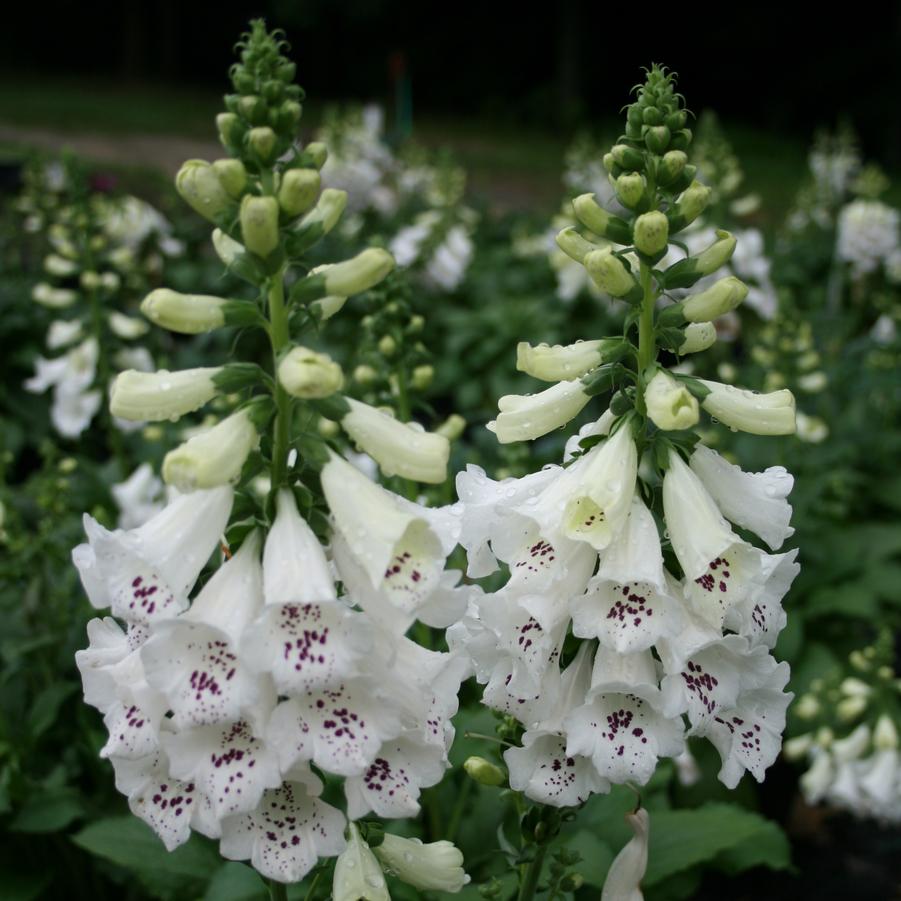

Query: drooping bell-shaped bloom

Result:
[601,808,650,901]
[333,823,391,901]
[373,833,468,893]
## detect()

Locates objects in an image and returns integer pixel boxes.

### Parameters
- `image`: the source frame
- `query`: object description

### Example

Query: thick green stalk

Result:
[268,268,292,499]
[267,878,288,901]
[517,845,548,901]
[636,260,657,413]
[391,348,418,502]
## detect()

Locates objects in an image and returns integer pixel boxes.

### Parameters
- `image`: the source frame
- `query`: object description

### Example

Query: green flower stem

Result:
[268,267,292,502]
[390,343,418,502]
[636,259,657,411]
[267,877,289,901]
[517,845,548,901]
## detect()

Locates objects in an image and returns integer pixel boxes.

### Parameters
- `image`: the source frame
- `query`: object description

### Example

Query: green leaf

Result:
[204,862,265,901]
[805,582,878,620]
[644,804,790,886]
[560,830,614,888]
[9,787,83,833]
[27,683,77,740]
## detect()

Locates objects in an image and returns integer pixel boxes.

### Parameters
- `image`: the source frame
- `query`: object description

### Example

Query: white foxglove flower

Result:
[73,485,232,623]
[340,398,450,484]
[644,370,699,431]
[516,339,605,381]
[601,808,649,901]
[112,463,166,529]
[109,311,150,340]
[321,452,444,613]
[425,225,473,292]
[219,769,346,883]
[52,384,103,438]
[333,823,390,901]
[373,834,468,893]
[689,445,794,550]
[110,367,222,422]
[837,199,900,277]
[32,282,77,308]
[487,379,591,444]
[47,319,84,349]
[142,532,267,729]
[697,380,796,436]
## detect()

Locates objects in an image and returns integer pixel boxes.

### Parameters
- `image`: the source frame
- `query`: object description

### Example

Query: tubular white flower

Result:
[680,321,717,354]
[47,319,84,349]
[333,823,390,901]
[689,445,794,550]
[373,834,468,893]
[320,248,395,296]
[516,339,605,381]
[800,751,834,803]
[72,486,233,622]
[141,532,266,728]
[277,346,344,399]
[262,489,335,605]
[112,463,165,530]
[219,771,346,884]
[162,408,260,491]
[321,452,444,607]
[644,370,699,431]
[110,367,222,422]
[698,380,796,436]
[683,276,748,322]
[340,398,450,484]
[108,311,150,339]
[570,496,681,653]
[487,379,592,444]
[212,228,244,265]
[141,288,228,334]
[530,422,637,550]
[601,808,649,901]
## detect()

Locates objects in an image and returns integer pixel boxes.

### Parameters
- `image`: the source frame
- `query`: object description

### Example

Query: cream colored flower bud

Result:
[680,322,717,354]
[353,364,378,385]
[176,160,233,222]
[840,677,871,698]
[211,229,244,266]
[240,195,280,258]
[108,311,149,339]
[783,735,814,761]
[318,417,340,438]
[633,210,669,255]
[488,379,591,444]
[584,248,639,298]
[321,248,395,297]
[341,398,450,483]
[436,413,466,441]
[211,158,247,198]
[216,112,241,148]
[310,295,347,320]
[671,180,712,228]
[45,254,78,277]
[80,271,100,290]
[837,695,868,721]
[110,367,221,422]
[162,408,259,492]
[645,370,699,430]
[411,364,434,390]
[378,334,396,356]
[616,172,645,208]
[795,694,820,720]
[295,187,347,237]
[32,282,76,308]
[333,824,389,901]
[873,714,899,750]
[464,756,507,786]
[248,126,277,161]
[373,834,467,893]
[555,226,597,263]
[694,229,737,276]
[141,288,227,334]
[698,380,796,435]
[278,168,320,217]
[277,347,344,399]
[683,276,748,321]
[516,339,605,381]
[100,272,120,292]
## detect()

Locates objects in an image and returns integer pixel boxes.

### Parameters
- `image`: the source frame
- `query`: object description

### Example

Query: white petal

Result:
[263,490,336,605]
[75,617,131,709]
[602,808,649,901]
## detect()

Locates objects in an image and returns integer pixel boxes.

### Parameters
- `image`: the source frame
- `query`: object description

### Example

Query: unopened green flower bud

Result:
[698,381,796,436]
[141,288,256,334]
[176,160,234,223]
[694,229,737,276]
[79,270,100,290]
[304,141,328,169]
[240,195,280,258]
[211,158,247,198]
[555,226,597,263]
[633,210,669,255]
[237,94,265,124]
[216,112,243,149]
[310,295,347,321]
[602,152,616,173]
[291,188,348,245]
[679,322,717,354]
[616,172,646,208]
[849,650,870,672]
[110,367,222,422]
[318,417,340,438]
[436,413,466,441]
[163,408,260,492]
[645,370,699,430]
[278,346,344,399]
[645,124,671,154]
[584,248,640,299]
[611,143,645,171]
[571,194,633,244]
[378,334,397,357]
[277,99,302,131]
[560,874,584,892]
[353,364,378,385]
[248,126,277,162]
[278,168,320,217]
[411,364,434,390]
[464,756,507,786]
[668,181,712,232]
[874,714,899,750]
[408,314,425,333]
[837,695,868,721]
[683,276,748,321]
[658,150,687,185]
